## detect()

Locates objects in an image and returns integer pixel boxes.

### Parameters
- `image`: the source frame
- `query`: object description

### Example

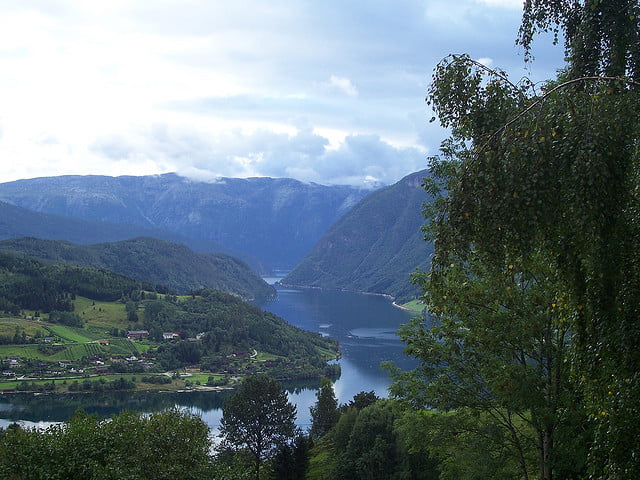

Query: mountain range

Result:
[282,170,433,303]
[0,173,367,269]
[0,171,433,303]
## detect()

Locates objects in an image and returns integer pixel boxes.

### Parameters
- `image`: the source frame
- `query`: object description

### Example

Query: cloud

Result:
[476,57,494,67]
[325,76,359,97]
[0,0,566,186]
[90,124,425,187]
[475,0,523,9]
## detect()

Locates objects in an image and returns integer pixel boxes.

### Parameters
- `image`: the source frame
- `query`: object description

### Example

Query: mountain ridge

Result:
[282,170,433,303]
[0,173,369,268]
[0,236,275,300]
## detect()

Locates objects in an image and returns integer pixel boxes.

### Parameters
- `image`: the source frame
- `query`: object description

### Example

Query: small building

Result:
[127,330,149,340]
[163,332,180,341]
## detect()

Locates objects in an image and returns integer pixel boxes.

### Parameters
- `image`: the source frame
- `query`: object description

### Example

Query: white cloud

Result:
[325,75,359,97]
[475,0,524,9]
[0,0,564,187]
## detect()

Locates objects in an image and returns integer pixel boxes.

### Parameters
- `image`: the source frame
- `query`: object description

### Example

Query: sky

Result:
[0,0,565,187]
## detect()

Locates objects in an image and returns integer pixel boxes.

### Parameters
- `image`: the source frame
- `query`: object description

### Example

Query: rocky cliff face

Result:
[0,173,369,268]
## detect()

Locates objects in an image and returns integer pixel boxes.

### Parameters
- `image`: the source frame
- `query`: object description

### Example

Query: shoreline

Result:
[276,281,424,312]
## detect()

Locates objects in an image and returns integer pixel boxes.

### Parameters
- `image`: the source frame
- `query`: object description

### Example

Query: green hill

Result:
[0,251,339,381]
[282,170,433,303]
[0,237,274,300]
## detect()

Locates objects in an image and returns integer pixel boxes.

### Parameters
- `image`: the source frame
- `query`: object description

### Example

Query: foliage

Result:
[393,252,589,479]
[0,408,213,480]
[219,374,297,480]
[399,1,640,478]
[48,310,84,327]
[307,397,439,480]
[517,0,640,80]
[397,409,526,480]
[309,377,339,440]
[269,434,311,480]
[343,390,379,411]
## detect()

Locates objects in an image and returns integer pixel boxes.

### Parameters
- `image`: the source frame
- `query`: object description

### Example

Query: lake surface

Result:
[0,282,419,431]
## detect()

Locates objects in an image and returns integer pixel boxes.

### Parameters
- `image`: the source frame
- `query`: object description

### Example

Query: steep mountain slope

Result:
[0,237,275,300]
[282,170,433,303]
[0,174,368,268]
[0,200,269,271]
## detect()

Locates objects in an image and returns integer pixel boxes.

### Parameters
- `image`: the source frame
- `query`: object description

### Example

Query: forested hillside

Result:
[283,170,432,303]
[0,251,149,313]
[0,251,339,380]
[0,237,274,300]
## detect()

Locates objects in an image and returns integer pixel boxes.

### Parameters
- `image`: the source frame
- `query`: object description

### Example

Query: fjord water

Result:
[259,282,417,426]
[0,282,418,430]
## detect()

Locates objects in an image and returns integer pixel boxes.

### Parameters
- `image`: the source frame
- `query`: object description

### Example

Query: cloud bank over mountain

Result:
[0,0,562,186]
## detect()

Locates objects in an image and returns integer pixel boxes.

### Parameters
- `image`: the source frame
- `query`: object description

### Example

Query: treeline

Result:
[0,409,219,480]
[0,376,438,480]
[15,377,136,393]
[302,384,439,480]
[0,251,152,314]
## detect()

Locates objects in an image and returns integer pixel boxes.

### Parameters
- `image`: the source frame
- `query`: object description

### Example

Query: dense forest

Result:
[0,251,150,313]
[0,236,275,300]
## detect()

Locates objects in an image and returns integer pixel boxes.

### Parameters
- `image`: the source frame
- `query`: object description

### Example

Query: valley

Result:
[0,171,432,399]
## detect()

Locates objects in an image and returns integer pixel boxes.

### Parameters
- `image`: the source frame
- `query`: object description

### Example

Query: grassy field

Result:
[401,299,425,312]
[45,325,94,343]
[0,344,42,358]
[75,296,128,328]
[316,346,340,360]
[255,351,283,362]
[0,317,49,338]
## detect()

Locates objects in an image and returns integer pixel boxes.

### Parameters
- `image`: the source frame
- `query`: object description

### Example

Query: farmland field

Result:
[0,318,49,338]
[45,325,93,343]
[0,345,42,358]
[74,296,128,328]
